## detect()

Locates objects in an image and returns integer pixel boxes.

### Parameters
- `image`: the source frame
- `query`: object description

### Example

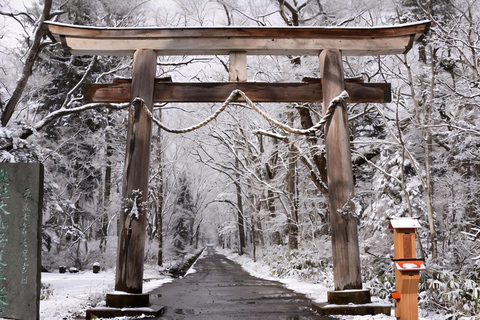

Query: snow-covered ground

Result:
[39,266,172,320]
[221,249,446,320]
[221,250,395,320]
[15,248,443,319]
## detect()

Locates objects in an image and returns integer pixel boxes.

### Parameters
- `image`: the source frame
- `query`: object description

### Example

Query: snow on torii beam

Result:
[45,20,430,57]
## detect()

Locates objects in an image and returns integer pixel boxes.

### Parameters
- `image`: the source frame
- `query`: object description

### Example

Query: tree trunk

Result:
[100,142,113,252]
[195,223,200,249]
[115,49,157,293]
[425,46,438,260]
[157,205,163,266]
[2,0,52,126]
[251,214,257,262]
[297,106,329,197]
[100,110,113,252]
[319,49,362,291]
[235,158,246,255]
[406,46,438,261]
[424,128,437,259]
[287,112,299,250]
[152,109,164,266]
[229,51,247,255]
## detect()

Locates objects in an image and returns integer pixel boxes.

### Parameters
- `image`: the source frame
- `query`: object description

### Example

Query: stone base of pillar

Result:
[106,292,150,308]
[312,301,391,316]
[328,289,371,304]
[312,290,391,316]
[85,292,164,319]
[86,305,164,320]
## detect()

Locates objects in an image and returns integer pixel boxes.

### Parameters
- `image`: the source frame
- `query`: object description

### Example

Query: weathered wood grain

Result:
[84,81,391,103]
[229,52,247,82]
[320,49,362,291]
[115,49,157,294]
[45,21,430,56]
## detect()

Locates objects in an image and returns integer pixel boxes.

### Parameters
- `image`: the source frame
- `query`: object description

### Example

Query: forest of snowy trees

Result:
[1,0,479,318]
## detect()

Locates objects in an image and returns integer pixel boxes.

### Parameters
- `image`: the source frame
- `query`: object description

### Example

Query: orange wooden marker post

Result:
[388,218,425,320]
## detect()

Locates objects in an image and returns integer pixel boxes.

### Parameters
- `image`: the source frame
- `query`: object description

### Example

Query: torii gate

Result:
[46,21,429,317]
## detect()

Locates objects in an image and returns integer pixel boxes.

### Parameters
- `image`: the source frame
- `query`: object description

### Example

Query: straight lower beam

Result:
[84,81,391,104]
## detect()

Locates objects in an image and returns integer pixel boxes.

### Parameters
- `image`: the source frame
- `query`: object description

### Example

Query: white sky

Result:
[0,0,34,48]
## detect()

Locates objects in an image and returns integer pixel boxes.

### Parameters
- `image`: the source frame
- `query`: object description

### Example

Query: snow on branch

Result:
[373,103,427,189]
[351,150,402,185]
[1,0,53,126]
[461,228,480,260]
[61,56,98,110]
[17,102,129,140]
[256,130,288,141]
[425,124,480,136]
[256,129,328,194]
[157,57,212,67]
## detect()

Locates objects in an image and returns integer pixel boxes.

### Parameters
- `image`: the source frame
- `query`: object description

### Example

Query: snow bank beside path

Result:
[184,246,207,276]
[39,266,172,320]
[222,249,442,320]
[223,250,328,303]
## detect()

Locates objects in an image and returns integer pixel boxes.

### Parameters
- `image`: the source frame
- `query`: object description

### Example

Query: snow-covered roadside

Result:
[183,245,208,277]
[39,266,172,320]
[221,249,443,320]
[1,247,447,320]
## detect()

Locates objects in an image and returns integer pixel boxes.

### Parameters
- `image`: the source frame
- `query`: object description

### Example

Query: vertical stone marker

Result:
[0,163,43,320]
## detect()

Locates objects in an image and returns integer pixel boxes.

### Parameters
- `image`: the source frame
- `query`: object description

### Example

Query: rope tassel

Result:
[133,89,349,135]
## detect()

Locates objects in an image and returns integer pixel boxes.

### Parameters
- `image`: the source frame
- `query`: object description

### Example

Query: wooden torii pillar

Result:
[116,49,157,294]
[320,49,361,291]
[46,20,430,317]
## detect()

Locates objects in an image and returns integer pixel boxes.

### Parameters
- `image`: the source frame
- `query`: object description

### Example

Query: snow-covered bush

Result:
[257,243,333,286]
[418,261,480,318]
[40,283,54,301]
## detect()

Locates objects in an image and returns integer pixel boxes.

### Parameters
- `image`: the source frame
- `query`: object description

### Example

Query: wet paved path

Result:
[149,247,334,319]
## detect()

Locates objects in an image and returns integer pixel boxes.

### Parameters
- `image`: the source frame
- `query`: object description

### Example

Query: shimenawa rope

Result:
[131,89,349,135]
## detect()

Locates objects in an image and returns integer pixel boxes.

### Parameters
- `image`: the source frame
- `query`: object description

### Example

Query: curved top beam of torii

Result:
[45,20,430,57]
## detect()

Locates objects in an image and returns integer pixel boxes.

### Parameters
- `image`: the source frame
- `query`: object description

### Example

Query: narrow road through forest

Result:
[149,246,334,319]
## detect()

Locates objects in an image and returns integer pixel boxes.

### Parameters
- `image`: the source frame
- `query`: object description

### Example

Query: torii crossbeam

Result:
[46,20,430,317]
[47,21,428,56]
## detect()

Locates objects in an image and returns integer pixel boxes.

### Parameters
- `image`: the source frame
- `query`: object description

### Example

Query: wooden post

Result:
[319,49,362,291]
[229,51,247,82]
[389,219,424,320]
[115,49,157,294]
